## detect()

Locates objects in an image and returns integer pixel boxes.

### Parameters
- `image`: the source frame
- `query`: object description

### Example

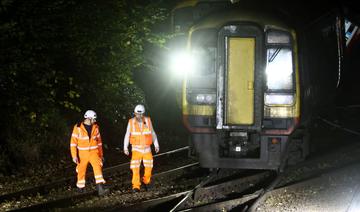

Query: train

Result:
[166,0,352,170]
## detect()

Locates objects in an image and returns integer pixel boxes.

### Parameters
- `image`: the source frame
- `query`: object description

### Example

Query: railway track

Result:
[6,127,360,211]
[0,146,191,211]
[163,151,360,212]
[12,162,201,211]
[107,169,276,212]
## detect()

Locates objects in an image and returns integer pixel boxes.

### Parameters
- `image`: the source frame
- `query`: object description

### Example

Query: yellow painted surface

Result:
[226,37,255,125]
[292,30,300,118]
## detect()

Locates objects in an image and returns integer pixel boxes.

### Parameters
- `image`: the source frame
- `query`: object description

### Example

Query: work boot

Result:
[142,179,151,191]
[96,183,110,196]
[143,183,151,191]
[131,187,140,193]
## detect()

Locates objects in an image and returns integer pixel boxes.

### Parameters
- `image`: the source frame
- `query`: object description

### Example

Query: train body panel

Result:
[171,1,343,170]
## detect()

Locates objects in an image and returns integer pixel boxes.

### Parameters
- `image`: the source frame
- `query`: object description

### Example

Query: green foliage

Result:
[0,0,169,173]
[2,108,69,173]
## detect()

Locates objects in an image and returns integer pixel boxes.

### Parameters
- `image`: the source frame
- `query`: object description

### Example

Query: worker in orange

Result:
[70,110,109,196]
[123,104,160,192]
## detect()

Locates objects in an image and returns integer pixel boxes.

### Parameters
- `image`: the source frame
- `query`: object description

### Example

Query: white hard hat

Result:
[84,110,97,119]
[134,104,145,114]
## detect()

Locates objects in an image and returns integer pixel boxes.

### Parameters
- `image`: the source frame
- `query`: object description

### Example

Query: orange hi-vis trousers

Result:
[130,150,153,189]
[76,150,105,188]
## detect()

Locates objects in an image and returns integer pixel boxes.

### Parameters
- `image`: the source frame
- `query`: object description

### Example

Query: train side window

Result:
[344,19,359,47]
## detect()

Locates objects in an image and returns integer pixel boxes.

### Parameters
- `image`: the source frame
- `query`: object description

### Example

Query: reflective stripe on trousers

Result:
[130,150,153,189]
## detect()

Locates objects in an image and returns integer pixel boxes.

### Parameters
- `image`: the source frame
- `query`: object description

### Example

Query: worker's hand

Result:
[124,148,129,156]
[72,157,78,164]
[155,146,160,154]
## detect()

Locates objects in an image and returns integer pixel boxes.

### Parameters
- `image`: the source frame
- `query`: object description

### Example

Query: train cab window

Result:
[265,48,293,91]
[190,47,216,76]
[190,29,217,76]
[186,29,217,91]
[265,30,294,92]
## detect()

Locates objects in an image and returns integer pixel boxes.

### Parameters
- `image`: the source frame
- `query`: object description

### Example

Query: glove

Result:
[155,146,160,154]
[72,157,78,164]
[102,157,105,164]
[124,148,129,156]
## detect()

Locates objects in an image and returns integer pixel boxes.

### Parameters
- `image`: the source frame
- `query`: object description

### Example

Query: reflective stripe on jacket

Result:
[129,117,153,146]
[70,122,103,159]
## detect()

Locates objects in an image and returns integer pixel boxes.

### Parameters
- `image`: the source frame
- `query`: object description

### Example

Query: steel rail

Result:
[318,116,360,136]
[104,146,189,173]
[102,191,192,212]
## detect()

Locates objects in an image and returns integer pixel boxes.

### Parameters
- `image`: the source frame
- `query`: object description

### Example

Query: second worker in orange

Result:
[123,104,160,192]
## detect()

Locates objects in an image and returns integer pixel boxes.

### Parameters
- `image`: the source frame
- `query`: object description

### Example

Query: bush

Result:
[1,108,69,175]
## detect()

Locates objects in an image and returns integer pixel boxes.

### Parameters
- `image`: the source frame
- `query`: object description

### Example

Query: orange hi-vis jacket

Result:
[129,117,153,146]
[70,122,103,159]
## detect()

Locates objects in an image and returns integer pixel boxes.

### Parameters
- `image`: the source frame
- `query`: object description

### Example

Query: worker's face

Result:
[135,113,142,121]
[90,118,96,124]
[84,118,96,125]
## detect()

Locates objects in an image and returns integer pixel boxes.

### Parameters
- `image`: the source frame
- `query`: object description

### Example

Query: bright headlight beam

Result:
[169,51,194,76]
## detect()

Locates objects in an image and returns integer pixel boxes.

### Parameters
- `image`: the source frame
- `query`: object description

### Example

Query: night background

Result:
[1,0,360,210]
[0,0,185,174]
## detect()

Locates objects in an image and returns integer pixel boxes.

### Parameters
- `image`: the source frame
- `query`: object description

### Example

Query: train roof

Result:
[174,0,360,30]
[190,6,293,33]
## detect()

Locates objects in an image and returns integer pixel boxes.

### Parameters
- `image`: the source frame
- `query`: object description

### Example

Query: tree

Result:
[0,0,169,172]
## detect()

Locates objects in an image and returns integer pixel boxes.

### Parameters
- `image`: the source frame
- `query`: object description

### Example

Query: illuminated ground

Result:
[255,110,360,212]
[256,162,360,212]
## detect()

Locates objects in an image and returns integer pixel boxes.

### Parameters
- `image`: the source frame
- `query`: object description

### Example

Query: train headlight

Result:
[169,51,195,76]
[189,93,216,105]
[264,106,295,118]
[196,94,205,102]
[265,94,294,105]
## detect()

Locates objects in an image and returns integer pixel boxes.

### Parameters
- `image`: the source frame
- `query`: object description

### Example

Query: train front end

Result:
[179,11,304,170]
